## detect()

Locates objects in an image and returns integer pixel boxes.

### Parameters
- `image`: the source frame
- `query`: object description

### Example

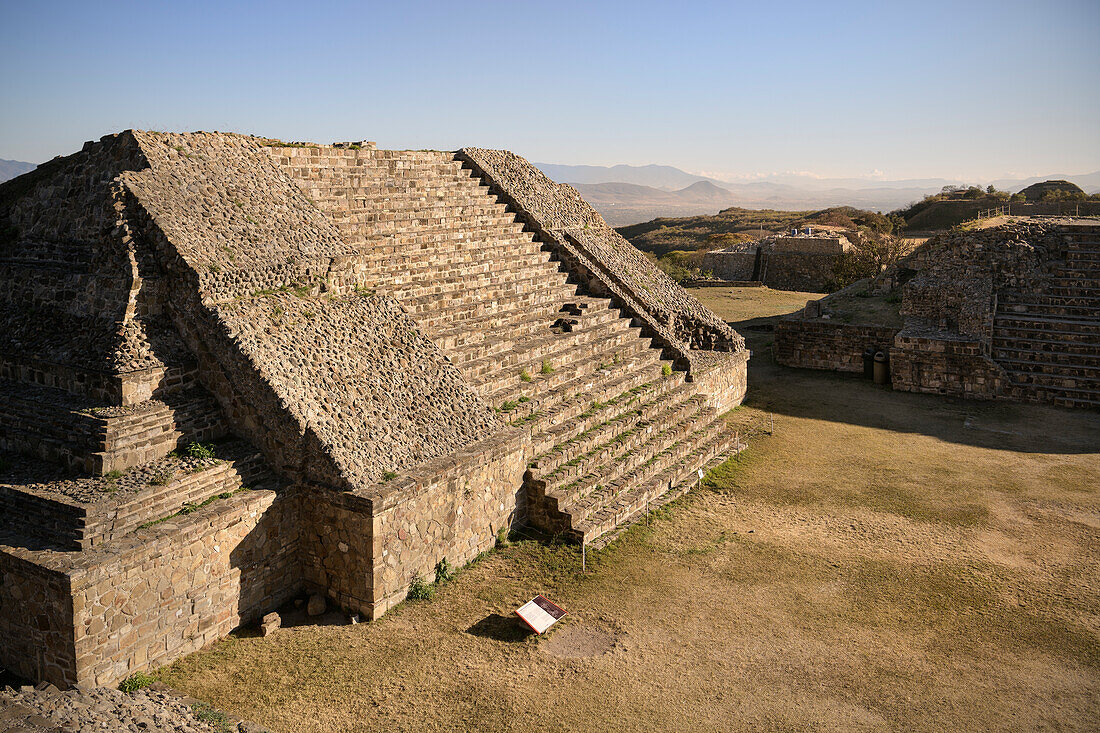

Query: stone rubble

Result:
[0,683,274,733]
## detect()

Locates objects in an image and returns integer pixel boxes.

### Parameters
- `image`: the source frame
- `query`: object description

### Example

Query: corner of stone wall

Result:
[0,543,77,687]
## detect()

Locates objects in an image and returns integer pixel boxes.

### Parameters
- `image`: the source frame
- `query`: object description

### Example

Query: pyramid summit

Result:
[0,130,747,687]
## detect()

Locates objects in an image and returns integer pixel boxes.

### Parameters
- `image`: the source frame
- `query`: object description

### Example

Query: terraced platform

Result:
[994,232,1100,408]
[0,131,748,688]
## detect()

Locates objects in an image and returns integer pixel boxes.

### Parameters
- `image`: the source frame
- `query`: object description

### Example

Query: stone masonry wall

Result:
[67,487,298,687]
[0,543,75,685]
[0,133,160,403]
[900,223,1057,339]
[775,319,901,372]
[889,331,1005,399]
[702,249,841,292]
[456,148,745,362]
[362,429,529,618]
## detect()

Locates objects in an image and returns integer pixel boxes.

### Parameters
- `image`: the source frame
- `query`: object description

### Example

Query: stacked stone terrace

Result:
[993,229,1100,407]
[0,131,748,687]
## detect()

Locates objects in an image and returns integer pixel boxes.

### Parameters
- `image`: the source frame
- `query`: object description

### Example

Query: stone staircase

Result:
[993,233,1100,408]
[276,147,745,543]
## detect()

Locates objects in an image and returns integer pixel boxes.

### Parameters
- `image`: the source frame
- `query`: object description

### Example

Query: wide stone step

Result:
[1001,290,1100,308]
[0,383,227,475]
[995,358,1100,379]
[381,258,565,303]
[336,212,520,236]
[541,400,716,513]
[0,439,274,550]
[407,281,580,331]
[529,372,689,457]
[489,349,667,427]
[445,303,626,367]
[352,240,546,281]
[457,311,636,381]
[1000,301,1100,318]
[553,416,734,541]
[994,314,1100,335]
[345,224,535,256]
[1004,368,1100,390]
[573,427,744,545]
[311,185,497,209]
[475,329,656,400]
[992,345,1100,368]
[535,387,707,481]
[333,201,513,226]
[431,297,619,352]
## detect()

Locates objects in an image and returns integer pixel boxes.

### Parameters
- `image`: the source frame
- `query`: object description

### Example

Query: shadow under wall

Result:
[737,322,1100,456]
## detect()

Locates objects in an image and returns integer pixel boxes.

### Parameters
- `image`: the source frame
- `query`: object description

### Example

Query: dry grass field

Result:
[156,288,1100,732]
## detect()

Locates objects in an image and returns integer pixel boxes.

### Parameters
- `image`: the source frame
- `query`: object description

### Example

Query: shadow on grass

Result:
[735,325,1100,456]
[466,613,534,642]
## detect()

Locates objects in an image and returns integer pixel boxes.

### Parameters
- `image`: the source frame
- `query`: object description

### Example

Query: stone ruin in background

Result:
[702,227,854,292]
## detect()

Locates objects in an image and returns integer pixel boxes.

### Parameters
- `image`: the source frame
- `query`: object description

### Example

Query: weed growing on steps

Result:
[149,469,174,486]
[184,441,217,460]
[662,363,673,378]
[520,369,532,382]
[381,470,397,481]
[541,360,555,375]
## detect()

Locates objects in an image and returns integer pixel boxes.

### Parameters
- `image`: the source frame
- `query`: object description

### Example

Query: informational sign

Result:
[515,595,567,634]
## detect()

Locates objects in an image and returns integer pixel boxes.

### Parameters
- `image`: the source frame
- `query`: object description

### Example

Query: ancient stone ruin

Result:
[702,227,853,292]
[0,131,749,687]
[776,220,1100,408]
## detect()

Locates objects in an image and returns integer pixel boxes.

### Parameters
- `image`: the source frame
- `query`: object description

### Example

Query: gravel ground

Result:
[0,683,272,733]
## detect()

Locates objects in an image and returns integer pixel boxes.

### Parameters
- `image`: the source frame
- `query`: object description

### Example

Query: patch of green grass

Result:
[499,400,519,413]
[662,363,673,378]
[105,469,124,481]
[381,470,397,482]
[190,702,235,733]
[541,360,555,375]
[520,369,532,382]
[119,671,156,692]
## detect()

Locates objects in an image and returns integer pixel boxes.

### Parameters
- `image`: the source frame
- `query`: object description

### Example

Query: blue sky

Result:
[2,0,1098,181]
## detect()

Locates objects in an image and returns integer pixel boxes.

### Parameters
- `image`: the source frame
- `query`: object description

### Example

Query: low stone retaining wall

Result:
[890,331,1004,399]
[0,487,300,689]
[775,319,899,373]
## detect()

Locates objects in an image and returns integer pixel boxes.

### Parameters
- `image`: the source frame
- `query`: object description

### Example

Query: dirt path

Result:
[157,290,1100,732]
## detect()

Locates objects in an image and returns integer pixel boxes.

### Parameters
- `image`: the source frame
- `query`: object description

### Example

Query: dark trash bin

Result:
[873,351,890,385]
[862,347,876,380]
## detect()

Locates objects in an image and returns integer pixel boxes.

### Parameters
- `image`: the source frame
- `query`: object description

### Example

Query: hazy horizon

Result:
[2,0,1098,182]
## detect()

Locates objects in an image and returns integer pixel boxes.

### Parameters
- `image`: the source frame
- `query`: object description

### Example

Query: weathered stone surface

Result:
[0,130,751,691]
[306,594,326,616]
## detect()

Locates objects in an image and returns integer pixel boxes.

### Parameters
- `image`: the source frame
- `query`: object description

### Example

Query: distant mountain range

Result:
[538,162,1100,225]
[0,159,35,183]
